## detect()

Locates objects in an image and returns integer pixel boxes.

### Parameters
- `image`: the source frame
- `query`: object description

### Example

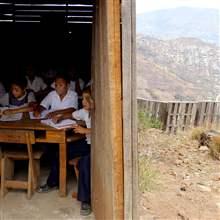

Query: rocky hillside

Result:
[137,35,220,101]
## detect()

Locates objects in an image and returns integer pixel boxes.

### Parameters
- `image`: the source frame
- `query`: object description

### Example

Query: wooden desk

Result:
[0,119,83,197]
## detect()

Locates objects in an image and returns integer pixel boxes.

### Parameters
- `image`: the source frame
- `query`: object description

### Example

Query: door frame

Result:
[121,0,138,219]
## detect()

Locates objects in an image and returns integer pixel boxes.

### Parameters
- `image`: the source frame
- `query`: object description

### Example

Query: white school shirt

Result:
[26,76,47,93]
[51,79,85,92]
[0,91,36,107]
[40,89,78,110]
[0,82,6,98]
[85,79,92,88]
[72,108,91,144]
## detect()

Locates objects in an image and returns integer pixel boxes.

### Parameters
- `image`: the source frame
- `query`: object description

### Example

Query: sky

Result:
[136,0,220,14]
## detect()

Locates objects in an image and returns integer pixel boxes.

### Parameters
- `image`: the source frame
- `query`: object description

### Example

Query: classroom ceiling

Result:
[0,0,94,24]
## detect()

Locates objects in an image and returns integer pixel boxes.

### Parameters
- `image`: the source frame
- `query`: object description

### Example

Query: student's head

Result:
[82,87,93,111]
[10,76,27,99]
[44,68,57,86]
[26,65,35,79]
[66,66,78,81]
[54,74,70,97]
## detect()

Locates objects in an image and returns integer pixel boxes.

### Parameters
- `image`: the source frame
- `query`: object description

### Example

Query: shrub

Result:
[138,110,161,130]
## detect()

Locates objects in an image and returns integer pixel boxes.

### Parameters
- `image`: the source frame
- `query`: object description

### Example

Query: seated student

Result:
[0,81,6,98]
[0,76,36,115]
[51,66,85,96]
[26,65,47,94]
[38,87,92,216]
[33,73,78,119]
[36,67,57,101]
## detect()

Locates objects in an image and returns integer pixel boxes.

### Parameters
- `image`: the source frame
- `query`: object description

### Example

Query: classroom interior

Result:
[0,1,95,219]
[0,1,92,90]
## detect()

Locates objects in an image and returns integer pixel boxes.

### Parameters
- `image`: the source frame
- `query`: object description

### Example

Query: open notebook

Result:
[41,119,76,129]
[0,107,23,121]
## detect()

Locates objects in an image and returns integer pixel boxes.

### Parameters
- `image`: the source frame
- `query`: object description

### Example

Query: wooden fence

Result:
[138,98,220,133]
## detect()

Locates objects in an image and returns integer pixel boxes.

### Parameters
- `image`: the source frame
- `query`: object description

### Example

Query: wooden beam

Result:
[121,0,138,219]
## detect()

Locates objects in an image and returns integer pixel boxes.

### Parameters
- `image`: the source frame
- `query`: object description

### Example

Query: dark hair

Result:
[11,76,27,90]
[82,86,91,95]
[55,73,70,84]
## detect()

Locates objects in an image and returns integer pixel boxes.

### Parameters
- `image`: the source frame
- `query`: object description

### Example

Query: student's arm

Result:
[2,105,34,115]
[33,105,46,117]
[47,107,75,119]
[33,91,51,117]
[50,108,76,123]
[73,124,91,134]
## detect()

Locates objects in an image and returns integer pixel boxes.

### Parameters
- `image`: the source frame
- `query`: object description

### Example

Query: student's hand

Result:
[46,111,59,119]
[51,114,63,124]
[33,110,41,118]
[72,124,87,134]
[28,102,38,110]
[2,109,16,115]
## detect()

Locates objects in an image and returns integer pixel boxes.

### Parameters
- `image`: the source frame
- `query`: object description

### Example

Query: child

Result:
[38,87,92,216]
[0,76,36,115]
[51,66,85,96]
[26,65,47,94]
[33,73,78,118]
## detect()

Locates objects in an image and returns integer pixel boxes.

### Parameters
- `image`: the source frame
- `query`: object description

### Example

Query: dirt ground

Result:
[138,128,220,220]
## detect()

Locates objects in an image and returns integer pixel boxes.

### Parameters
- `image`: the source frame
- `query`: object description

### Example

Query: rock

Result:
[194,172,200,177]
[199,145,209,151]
[183,159,190,164]
[197,160,202,165]
[197,185,211,192]
[177,212,188,220]
[170,170,177,177]
[177,191,184,197]
[211,173,220,181]
[180,186,186,191]
[175,159,182,166]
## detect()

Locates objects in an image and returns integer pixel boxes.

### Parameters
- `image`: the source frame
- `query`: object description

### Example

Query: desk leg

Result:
[59,143,67,197]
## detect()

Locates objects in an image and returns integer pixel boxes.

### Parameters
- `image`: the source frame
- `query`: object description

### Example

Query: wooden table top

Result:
[0,119,60,131]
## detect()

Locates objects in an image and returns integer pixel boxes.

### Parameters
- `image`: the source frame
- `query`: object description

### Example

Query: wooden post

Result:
[91,0,124,219]
[122,0,138,219]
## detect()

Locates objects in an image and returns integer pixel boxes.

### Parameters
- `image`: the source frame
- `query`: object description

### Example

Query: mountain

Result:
[137,7,219,46]
[137,35,220,101]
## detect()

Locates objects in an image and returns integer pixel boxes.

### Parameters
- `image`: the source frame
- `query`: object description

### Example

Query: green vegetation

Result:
[138,110,162,130]
[139,156,159,192]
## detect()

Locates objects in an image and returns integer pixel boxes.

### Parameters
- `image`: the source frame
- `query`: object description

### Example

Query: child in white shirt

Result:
[38,87,93,216]
[26,65,47,93]
[33,74,78,118]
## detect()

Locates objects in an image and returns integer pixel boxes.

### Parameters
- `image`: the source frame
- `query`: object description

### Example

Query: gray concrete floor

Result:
[0,166,95,220]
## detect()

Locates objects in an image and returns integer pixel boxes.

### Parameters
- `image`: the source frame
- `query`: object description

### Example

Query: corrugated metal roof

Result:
[0,0,94,24]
